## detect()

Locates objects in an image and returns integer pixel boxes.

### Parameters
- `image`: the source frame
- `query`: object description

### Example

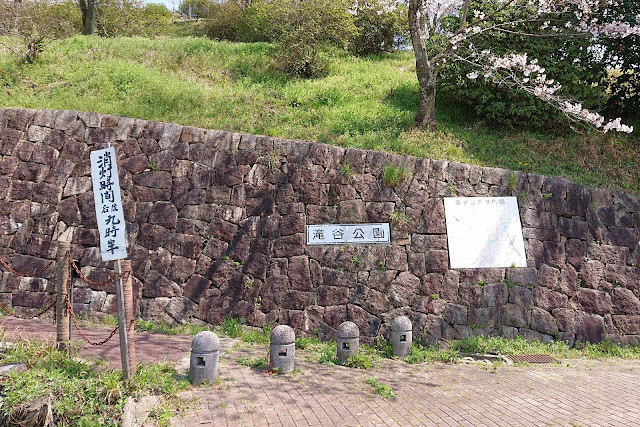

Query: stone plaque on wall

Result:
[306,224,390,245]
[444,197,527,269]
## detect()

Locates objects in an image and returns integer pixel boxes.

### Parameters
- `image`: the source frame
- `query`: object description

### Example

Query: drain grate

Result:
[505,354,559,364]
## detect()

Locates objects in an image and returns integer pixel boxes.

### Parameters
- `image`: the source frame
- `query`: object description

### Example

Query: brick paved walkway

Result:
[174,344,640,427]
[3,316,639,426]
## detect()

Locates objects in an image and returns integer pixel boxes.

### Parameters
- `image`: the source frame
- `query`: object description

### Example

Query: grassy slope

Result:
[0,35,638,193]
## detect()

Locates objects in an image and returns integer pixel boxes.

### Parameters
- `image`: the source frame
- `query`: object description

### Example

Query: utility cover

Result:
[444,197,527,269]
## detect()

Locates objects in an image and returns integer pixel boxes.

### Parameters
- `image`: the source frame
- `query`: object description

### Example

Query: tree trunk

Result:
[416,82,437,128]
[408,0,437,128]
[79,0,97,35]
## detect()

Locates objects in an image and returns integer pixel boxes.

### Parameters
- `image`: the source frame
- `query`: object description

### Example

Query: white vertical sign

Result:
[444,197,527,269]
[90,147,128,261]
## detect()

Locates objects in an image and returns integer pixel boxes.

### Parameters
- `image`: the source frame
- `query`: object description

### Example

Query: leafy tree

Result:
[349,0,408,55]
[408,0,638,132]
[96,0,172,37]
[179,0,212,19]
[0,0,80,62]
[598,0,639,119]
[78,0,98,35]
[205,1,243,41]
[438,1,607,131]
[241,0,358,76]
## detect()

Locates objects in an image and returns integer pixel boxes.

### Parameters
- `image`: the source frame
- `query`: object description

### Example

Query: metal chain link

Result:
[0,255,54,277]
[0,298,57,320]
[66,293,119,347]
[68,255,115,287]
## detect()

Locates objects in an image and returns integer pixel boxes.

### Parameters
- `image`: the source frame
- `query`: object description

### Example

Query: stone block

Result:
[143,270,181,298]
[458,282,482,307]
[566,183,591,216]
[530,307,558,335]
[389,272,420,307]
[608,226,637,249]
[481,283,508,307]
[575,288,612,315]
[536,264,560,289]
[508,285,533,308]
[469,307,500,328]
[501,304,529,328]
[273,234,305,257]
[288,256,313,291]
[558,217,589,240]
[543,241,565,270]
[611,288,640,315]
[576,313,605,343]
[534,287,568,311]
[613,315,640,334]
[424,250,449,273]
[553,308,577,333]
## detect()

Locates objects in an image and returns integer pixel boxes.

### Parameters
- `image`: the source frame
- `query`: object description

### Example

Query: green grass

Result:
[217,316,245,338]
[405,344,460,364]
[236,355,267,369]
[133,318,211,336]
[0,337,191,426]
[0,35,637,192]
[453,335,640,359]
[365,377,394,399]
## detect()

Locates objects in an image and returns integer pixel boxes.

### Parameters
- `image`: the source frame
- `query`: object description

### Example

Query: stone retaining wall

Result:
[1,108,639,345]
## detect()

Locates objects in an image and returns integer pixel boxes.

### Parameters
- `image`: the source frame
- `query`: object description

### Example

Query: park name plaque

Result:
[306,223,390,245]
[444,197,527,269]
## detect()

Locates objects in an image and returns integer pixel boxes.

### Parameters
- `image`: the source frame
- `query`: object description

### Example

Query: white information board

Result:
[90,147,128,261]
[306,223,390,245]
[444,197,527,269]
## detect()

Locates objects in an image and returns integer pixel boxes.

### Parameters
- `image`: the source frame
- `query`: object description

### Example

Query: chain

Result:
[66,293,120,346]
[67,252,115,287]
[0,298,56,320]
[0,255,54,277]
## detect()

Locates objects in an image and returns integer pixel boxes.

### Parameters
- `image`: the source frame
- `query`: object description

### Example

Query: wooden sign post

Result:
[90,146,135,379]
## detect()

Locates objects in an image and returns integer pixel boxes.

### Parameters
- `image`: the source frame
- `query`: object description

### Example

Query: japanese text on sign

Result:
[306,224,390,245]
[90,147,128,261]
[443,197,527,269]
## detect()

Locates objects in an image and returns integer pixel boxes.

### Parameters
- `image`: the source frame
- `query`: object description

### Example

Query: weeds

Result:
[382,164,409,187]
[218,316,245,338]
[404,343,459,364]
[389,207,410,224]
[340,163,355,182]
[0,338,190,426]
[365,377,394,399]
[133,318,210,336]
[236,356,267,369]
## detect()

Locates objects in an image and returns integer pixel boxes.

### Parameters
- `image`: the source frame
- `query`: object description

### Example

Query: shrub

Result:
[179,0,212,19]
[205,2,243,41]
[381,164,409,187]
[95,0,172,38]
[239,0,358,77]
[0,0,80,63]
[349,0,408,56]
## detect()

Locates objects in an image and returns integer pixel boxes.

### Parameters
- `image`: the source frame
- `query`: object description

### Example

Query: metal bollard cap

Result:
[270,325,295,345]
[191,331,220,353]
[391,315,412,332]
[337,321,359,339]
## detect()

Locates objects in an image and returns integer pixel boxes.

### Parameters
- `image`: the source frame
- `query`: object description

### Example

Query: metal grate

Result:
[505,354,559,364]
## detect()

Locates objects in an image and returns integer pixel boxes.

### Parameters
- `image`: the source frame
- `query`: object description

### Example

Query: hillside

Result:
[0,35,638,193]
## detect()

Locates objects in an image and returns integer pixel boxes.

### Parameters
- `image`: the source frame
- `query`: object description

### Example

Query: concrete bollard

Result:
[189,331,220,385]
[270,325,295,373]
[391,316,412,357]
[336,321,359,365]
